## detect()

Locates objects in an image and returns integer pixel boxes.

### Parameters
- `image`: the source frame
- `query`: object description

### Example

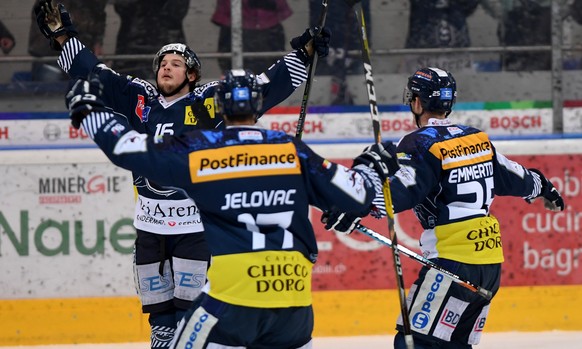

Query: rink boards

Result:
[0,140,581,346]
[1,285,582,346]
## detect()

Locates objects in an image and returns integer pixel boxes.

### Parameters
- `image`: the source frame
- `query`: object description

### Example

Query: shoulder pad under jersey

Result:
[95,63,121,76]
[128,77,159,101]
[398,128,437,154]
[256,72,271,85]
[192,80,220,99]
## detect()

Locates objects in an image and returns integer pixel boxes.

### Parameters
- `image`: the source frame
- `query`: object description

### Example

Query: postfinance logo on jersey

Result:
[189,143,300,183]
[430,132,493,170]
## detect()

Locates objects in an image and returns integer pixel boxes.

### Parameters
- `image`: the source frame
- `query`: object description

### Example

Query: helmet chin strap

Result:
[158,76,190,98]
[410,104,424,128]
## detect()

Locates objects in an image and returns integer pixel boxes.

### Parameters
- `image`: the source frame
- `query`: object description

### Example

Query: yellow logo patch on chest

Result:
[184,105,197,125]
[184,98,215,126]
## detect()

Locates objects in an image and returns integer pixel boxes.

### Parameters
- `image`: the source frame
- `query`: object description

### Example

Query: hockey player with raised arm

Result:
[34,1,331,347]
[322,67,565,349]
[64,69,400,349]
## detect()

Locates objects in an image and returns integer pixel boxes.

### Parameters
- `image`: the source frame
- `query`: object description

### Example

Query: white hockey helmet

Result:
[152,43,201,83]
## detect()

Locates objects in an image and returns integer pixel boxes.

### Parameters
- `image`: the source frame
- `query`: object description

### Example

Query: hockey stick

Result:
[350,2,414,348]
[355,224,494,300]
[296,0,328,139]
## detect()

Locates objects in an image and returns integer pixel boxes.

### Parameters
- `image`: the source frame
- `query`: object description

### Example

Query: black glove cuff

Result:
[528,168,548,196]
[294,47,310,65]
[49,37,63,51]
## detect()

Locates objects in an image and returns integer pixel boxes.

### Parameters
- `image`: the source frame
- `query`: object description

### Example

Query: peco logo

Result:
[186,313,209,345]
[412,273,444,330]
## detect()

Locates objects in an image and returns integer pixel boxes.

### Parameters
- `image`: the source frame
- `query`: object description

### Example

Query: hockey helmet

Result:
[152,43,201,83]
[215,69,263,118]
[403,67,456,115]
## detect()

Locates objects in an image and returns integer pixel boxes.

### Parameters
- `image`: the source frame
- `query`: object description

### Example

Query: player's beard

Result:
[158,77,189,97]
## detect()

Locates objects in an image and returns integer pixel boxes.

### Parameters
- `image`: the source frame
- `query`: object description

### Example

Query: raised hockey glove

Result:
[34,0,78,51]
[65,74,105,129]
[290,28,314,61]
[313,27,331,58]
[290,26,332,59]
[321,210,362,235]
[526,168,565,212]
[353,141,399,183]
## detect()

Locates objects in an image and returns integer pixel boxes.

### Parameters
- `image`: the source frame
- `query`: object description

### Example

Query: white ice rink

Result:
[5,331,582,349]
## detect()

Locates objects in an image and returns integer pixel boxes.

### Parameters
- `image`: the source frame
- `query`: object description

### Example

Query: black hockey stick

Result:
[355,224,494,300]
[296,0,328,139]
[350,2,414,348]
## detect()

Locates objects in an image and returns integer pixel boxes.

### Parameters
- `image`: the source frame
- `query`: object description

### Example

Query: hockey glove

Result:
[290,26,332,59]
[353,141,399,183]
[313,27,331,58]
[290,28,312,55]
[65,74,106,129]
[34,0,78,51]
[526,168,565,212]
[321,210,362,235]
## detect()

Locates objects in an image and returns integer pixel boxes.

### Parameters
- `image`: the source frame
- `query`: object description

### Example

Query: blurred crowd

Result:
[3,0,582,104]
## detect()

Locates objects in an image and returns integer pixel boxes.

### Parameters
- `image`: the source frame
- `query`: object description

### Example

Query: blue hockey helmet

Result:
[403,67,457,116]
[152,43,201,83]
[215,69,263,118]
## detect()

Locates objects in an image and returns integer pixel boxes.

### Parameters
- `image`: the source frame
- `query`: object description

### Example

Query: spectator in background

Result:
[28,0,107,81]
[211,0,292,73]
[572,0,582,23]
[482,0,552,71]
[0,20,15,55]
[399,0,480,74]
[309,0,371,105]
[562,0,582,70]
[113,0,190,80]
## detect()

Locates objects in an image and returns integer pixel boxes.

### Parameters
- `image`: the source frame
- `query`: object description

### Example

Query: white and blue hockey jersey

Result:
[57,37,309,235]
[79,110,381,308]
[389,118,542,264]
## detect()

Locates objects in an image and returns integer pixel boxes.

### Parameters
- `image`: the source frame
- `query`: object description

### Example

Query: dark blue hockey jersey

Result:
[389,118,542,264]
[57,37,308,235]
[80,110,381,308]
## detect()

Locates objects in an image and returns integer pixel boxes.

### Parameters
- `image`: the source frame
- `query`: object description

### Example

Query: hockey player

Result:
[34,1,331,347]
[64,69,400,348]
[322,67,565,349]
